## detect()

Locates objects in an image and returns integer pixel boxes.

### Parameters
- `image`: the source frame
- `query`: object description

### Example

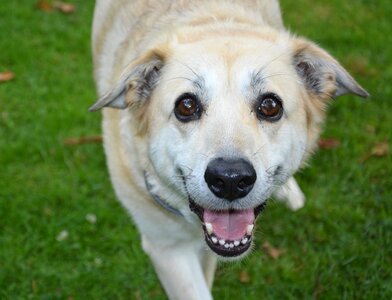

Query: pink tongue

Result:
[203,208,255,240]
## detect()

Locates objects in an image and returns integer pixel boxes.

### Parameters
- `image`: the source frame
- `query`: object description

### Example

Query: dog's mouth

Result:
[189,200,267,257]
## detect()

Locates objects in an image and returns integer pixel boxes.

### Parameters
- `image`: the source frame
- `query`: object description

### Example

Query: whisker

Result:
[252,143,267,157]
[172,58,205,89]
[258,50,289,74]
[162,76,197,84]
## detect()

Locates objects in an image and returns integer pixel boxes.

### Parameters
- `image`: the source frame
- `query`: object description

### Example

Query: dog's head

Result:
[90,28,368,258]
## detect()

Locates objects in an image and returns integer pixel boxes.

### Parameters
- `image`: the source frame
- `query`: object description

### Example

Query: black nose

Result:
[204,158,257,201]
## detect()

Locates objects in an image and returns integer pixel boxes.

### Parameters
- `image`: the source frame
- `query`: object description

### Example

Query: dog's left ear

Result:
[292,38,369,100]
[89,48,167,112]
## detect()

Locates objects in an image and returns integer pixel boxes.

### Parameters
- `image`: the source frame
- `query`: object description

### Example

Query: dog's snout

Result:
[204,158,257,201]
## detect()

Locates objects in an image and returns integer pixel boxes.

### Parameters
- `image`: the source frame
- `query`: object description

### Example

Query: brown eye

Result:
[256,93,283,122]
[174,93,202,122]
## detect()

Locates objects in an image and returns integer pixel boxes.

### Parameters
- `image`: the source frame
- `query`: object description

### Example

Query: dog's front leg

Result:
[273,176,305,210]
[200,250,217,289]
[142,236,213,300]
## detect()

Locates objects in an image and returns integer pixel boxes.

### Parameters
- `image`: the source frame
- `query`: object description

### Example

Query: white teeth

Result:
[205,223,213,235]
[216,239,246,248]
[246,224,254,235]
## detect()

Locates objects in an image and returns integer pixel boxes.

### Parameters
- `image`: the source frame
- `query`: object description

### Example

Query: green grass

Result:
[0,0,391,299]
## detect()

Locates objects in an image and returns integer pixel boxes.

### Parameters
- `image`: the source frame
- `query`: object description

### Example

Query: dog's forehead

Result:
[166,38,293,94]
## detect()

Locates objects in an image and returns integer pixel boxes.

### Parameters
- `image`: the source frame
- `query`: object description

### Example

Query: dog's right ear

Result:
[89,49,166,112]
[292,38,369,100]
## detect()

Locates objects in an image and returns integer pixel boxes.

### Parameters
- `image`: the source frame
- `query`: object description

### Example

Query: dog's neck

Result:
[143,171,183,217]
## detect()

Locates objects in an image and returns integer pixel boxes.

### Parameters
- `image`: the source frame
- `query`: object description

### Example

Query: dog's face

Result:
[90,29,368,257]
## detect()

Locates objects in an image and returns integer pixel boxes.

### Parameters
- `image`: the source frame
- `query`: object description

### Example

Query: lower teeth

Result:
[209,235,251,248]
[205,222,254,249]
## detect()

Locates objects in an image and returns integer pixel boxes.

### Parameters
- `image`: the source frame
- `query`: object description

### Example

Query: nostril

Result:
[210,179,225,193]
[237,174,256,193]
[215,179,225,187]
[237,179,248,190]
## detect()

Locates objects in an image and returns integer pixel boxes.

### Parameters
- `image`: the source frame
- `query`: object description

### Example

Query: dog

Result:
[90,1,368,299]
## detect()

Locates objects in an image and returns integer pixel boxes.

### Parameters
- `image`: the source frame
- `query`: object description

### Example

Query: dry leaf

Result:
[371,141,389,157]
[239,271,251,283]
[36,0,53,12]
[318,138,341,150]
[360,141,389,162]
[63,135,102,146]
[0,71,15,83]
[262,241,285,260]
[53,1,75,14]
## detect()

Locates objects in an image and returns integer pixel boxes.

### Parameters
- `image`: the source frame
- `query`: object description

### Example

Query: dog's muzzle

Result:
[187,157,265,257]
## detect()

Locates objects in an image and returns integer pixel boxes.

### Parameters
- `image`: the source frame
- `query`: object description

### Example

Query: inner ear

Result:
[133,61,162,106]
[89,50,166,112]
[292,38,369,100]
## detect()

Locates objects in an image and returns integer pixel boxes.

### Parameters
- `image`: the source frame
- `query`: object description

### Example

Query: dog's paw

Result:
[273,177,305,211]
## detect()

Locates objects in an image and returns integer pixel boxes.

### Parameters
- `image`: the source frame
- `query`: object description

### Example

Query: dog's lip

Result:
[189,200,267,257]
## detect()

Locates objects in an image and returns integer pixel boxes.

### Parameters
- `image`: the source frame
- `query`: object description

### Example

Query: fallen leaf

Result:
[63,135,102,146]
[360,141,389,162]
[36,0,53,12]
[371,141,389,157]
[239,271,251,283]
[53,1,75,14]
[318,138,341,150]
[262,241,285,260]
[0,71,15,83]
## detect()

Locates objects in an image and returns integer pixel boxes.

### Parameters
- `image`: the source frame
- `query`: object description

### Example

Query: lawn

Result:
[0,0,391,299]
